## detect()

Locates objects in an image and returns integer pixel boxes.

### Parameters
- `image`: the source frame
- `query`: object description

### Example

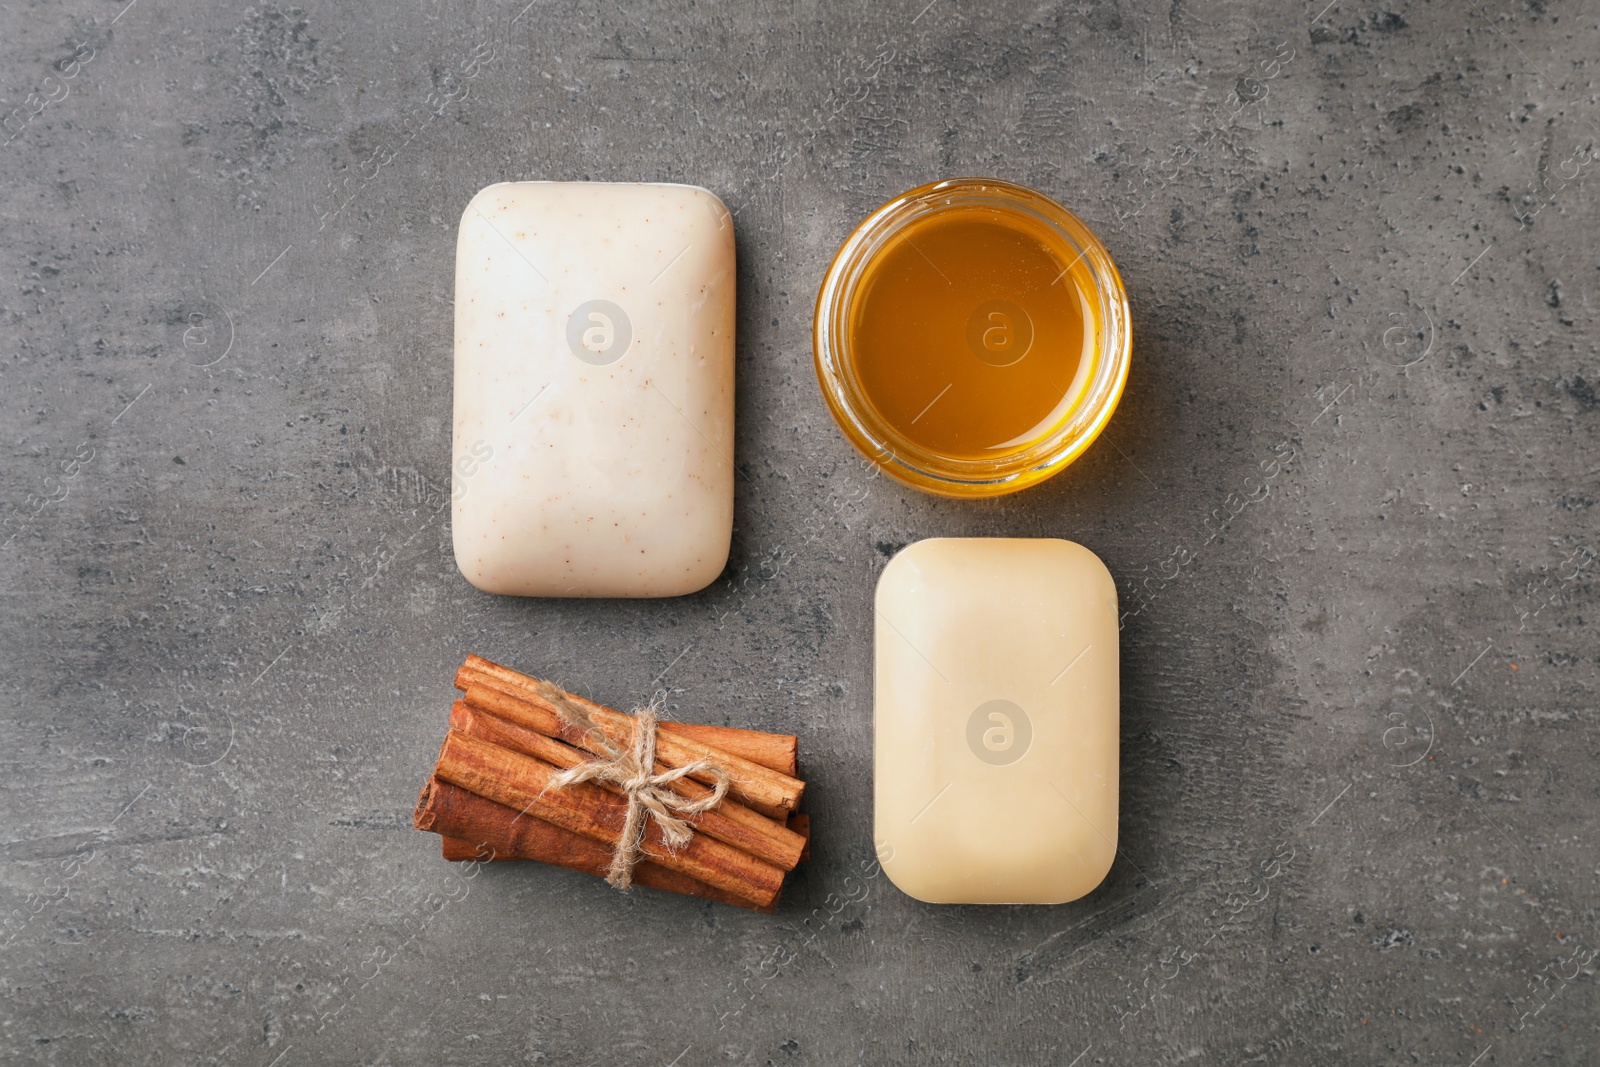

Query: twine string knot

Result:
[535,681,729,890]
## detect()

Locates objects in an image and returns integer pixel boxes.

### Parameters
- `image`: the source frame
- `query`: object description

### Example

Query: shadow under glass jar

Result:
[813,178,1131,498]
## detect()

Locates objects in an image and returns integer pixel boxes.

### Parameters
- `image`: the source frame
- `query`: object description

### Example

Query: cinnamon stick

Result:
[453,659,798,776]
[459,683,786,821]
[449,699,805,870]
[418,778,776,912]
[663,723,798,778]
[432,728,785,907]
[787,813,812,864]
[455,657,805,816]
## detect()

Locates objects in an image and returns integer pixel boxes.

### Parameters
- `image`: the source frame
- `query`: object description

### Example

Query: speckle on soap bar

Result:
[451,181,735,597]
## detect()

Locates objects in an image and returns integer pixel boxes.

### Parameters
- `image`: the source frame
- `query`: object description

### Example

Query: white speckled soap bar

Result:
[452,182,735,597]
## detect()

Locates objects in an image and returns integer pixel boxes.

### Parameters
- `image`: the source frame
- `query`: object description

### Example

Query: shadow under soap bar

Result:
[452,181,735,597]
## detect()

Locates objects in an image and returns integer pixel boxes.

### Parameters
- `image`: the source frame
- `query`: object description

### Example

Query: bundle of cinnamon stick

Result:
[413,654,810,912]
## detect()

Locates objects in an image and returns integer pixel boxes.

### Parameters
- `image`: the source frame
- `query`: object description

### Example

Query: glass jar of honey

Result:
[813,178,1130,498]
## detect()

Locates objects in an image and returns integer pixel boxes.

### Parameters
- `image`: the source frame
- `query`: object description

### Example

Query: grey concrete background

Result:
[1,0,1596,1062]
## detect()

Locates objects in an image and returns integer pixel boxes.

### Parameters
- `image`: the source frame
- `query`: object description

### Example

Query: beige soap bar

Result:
[452,181,735,597]
[874,538,1120,904]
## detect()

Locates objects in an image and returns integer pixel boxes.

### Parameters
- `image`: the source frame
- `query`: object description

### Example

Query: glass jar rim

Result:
[813,177,1131,498]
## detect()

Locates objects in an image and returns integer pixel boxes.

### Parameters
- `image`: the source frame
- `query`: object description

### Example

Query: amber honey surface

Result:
[849,206,1094,460]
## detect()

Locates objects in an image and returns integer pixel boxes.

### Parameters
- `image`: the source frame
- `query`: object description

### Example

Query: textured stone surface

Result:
[2,1,1598,1063]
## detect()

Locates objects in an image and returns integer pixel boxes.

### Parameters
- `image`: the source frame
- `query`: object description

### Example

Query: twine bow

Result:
[535,681,730,890]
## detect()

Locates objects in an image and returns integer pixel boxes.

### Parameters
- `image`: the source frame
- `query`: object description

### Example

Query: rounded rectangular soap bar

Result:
[452,181,735,597]
[874,538,1120,904]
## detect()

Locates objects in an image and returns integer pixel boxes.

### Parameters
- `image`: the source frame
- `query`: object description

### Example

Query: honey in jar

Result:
[850,205,1094,459]
[814,178,1130,498]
